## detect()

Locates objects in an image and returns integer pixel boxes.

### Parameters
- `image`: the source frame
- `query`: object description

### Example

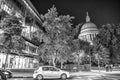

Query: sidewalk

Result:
[70,70,120,77]
[91,69,120,74]
[70,70,102,77]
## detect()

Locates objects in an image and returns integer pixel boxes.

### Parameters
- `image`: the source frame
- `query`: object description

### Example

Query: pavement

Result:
[70,70,120,77]
[11,69,120,78]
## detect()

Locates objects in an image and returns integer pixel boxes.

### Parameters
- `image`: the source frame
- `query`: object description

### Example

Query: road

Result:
[92,73,120,80]
[8,78,90,80]
[8,78,75,80]
[7,73,120,80]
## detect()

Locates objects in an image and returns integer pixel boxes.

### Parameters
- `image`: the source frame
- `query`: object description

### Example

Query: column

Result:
[7,55,10,68]
[27,57,30,68]
[24,57,27,68]
[3,54,6,68]
[12,55,16,68]
[0,0,4,10]
[14,56,18,68]
[0,53,2,68]
[29,21,32,39]
[21,56,23,68]
[23,57,25,68]
[92,34,94,40]
[18,56,20,68]
[23,9,27,26]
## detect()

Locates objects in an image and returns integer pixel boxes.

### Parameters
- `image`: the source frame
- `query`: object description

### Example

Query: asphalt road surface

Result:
[7,77,90,80]
[8,78,76,80]
[9,79,82,80]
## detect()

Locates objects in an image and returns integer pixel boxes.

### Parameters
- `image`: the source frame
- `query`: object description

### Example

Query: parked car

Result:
[33,66,70,80]
[0,70,6,80]
[0,68,12,79]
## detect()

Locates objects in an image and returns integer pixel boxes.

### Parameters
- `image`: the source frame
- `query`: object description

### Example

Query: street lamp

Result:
[87,55,91,71]
[98,56,100,72]
[89,41,93,71]
[95,53,102,72]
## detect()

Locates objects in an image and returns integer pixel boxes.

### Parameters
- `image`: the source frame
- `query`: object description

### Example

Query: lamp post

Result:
[76,51,80,71]
[98,56,100,72]
[95,53,101,72]
[87,55,91,71]
[89,42,93,71]
[90,55,91,71]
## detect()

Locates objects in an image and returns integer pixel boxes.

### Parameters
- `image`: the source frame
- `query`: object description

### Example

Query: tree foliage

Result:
[93,24,120,64]
[0,15,26,68]
[37,5,75,67]
[0,15,26,52]
[71,39,91,64]
[37,5,94,67]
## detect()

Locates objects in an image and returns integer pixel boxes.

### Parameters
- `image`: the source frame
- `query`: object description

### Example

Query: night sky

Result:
[30,0,120,27]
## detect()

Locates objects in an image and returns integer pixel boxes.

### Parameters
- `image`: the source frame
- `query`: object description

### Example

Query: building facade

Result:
[0,0,43,69]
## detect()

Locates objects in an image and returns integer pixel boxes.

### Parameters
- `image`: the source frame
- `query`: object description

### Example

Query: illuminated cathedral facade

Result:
[78,12,99,45]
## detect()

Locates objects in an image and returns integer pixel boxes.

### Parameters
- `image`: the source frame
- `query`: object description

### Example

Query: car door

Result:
[49,67,61,78]
[42,67,51,78]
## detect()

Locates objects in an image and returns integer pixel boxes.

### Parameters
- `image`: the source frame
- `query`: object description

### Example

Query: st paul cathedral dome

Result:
[78,12,99,45]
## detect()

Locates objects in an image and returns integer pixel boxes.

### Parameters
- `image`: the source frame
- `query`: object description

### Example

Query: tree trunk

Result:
[49,60,51,66]
[109,47,113,64]
[77,56,80,71]
[98,58,100,72]
[61,62,63,69]
[52,58,56,67]
[89,55,91,71]
[77,62,79,71]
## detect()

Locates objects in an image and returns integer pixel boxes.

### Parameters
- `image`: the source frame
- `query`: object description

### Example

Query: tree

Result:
[93,24,120,64]
[71,39,90,68]
[93,41,110,65]
[55,44,71,68]
[37,5,74,67]
[0,15,26,69]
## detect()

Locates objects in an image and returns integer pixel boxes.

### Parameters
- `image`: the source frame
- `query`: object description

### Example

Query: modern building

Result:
[78,12,99,45]
[0,0,43,69]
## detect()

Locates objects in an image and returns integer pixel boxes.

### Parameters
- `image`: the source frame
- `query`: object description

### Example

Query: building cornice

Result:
[22,0,42,24]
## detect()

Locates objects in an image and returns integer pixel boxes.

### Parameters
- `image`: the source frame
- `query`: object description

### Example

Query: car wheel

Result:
[0,73,7,80]
[37,74,43,80]
[61,74,67,80]
[0,74,1,79]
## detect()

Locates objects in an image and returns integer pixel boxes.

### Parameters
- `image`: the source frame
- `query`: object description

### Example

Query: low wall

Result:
[64,64,91,72]
[7,68,35,73]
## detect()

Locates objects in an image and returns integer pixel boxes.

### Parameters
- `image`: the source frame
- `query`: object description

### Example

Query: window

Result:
[49,67,58,71]
[29,45,36,53]
[42,67,49,71]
